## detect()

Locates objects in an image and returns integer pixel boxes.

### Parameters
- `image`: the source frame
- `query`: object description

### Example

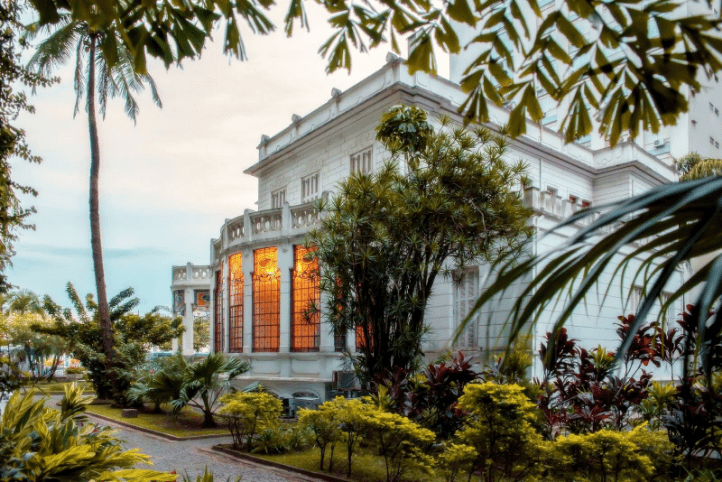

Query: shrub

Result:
[363,409,436,482]
[550,429,654,482]
[219,391,282,452]
[456,381,546,482]
[0,384,176,482]
[298,404,343,471]
[65,366,86,375]
[437,443,478,482]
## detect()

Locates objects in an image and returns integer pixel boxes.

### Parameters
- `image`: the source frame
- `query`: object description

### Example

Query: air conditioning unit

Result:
[536,87,545,96]
[654,139,664,147]
[333,370,357,391]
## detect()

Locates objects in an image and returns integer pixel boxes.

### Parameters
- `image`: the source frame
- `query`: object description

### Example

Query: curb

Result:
[212,445,349,482]
[84,411,231,441]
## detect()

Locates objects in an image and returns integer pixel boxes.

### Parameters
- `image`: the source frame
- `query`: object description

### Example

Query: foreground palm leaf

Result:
[462,177,722,380]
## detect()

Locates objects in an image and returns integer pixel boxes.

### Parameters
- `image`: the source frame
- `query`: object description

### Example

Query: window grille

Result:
[455,268,479,349]
[213,266,223,352]
[301,174,320,203]
[291,246,320,352]
[253,247,280,352]
[350,148,373,174]
[228,253,243,353]
[272,188,286,209]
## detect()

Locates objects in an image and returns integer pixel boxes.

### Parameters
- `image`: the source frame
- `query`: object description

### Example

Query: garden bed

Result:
[85,404,229,440]
[213,444,442,482]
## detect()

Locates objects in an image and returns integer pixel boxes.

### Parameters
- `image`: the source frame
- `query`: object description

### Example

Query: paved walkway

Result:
[90,416,322,482]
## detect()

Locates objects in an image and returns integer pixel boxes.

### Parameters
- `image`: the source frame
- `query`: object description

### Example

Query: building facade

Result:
[170,0,722,404]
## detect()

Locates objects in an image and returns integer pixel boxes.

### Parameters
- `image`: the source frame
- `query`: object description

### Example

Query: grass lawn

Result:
[26,380,94,394]
[85,404,229,438]
[247,446,442,482]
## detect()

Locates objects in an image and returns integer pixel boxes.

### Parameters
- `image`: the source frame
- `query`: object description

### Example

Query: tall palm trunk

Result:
[86,35,114,366]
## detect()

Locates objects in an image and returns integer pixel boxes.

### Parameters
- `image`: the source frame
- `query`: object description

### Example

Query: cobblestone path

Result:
[88,416,323,482]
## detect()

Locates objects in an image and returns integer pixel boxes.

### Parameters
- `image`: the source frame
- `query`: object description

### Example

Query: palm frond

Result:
[461,177,722,377]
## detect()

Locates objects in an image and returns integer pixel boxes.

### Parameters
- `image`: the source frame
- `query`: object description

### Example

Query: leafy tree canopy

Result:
[25,0,722,145]
[311,105,532,383]
[38,282,183,402]
[0,0,54,293]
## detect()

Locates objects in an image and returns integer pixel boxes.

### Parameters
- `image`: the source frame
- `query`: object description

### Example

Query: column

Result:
[243,248,253,353]
[319,289,334,353]
[278,240,293,354]
[182,287,194,355]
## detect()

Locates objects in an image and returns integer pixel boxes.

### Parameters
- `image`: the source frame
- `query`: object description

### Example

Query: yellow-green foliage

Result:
[363,409,436,482]
[626,423,676,475]
[456,381,545,482]
[0,385,175,482]
[437,443,478,482]
[550,429,655,482]
[298,403,344,472]
[219,392,282,452]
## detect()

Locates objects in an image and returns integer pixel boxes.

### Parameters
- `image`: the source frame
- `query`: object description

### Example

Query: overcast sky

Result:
[10,4,449,313]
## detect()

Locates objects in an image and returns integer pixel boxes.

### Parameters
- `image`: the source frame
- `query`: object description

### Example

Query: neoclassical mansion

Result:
[171,1,722,408]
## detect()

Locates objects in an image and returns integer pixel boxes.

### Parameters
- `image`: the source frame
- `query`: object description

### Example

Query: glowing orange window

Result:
[228,253,243,353]
[252,247,280,352]
[356,324,373,351]
[213,263,223,352]
[291,246,320,352]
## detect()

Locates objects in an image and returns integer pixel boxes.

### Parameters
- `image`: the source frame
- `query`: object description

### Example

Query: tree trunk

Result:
[86,36,114,365]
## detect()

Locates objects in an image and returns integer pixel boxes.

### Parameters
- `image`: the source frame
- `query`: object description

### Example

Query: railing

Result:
[227,216,245,242]
[523,187,600,228]
[172,263,212,285]
[250,208,283,235]
[291,201,320,231]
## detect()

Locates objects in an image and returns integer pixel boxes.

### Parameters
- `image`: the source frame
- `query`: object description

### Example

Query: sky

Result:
[10,4,449,313]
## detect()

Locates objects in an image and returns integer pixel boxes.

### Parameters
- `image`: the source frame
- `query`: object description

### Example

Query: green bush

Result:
[0,384,176,482]
[65,366,86,375]
[437,443,477,482]
[456,381,546,482]
[549,428,655,482]
[219,391,282,452]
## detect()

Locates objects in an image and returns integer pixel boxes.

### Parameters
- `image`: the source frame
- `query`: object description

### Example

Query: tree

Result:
[25,0,722,147]
[40,282,183,403]
[3,312,66,380]
[463,176,722,384]
[25,15,162,369]
[311,105,532,383]
[676,153,722,181]
[0,0,53,294]
[193,314,210,352]
[171,352,251,427]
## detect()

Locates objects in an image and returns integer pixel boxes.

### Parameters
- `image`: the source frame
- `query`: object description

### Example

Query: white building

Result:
[170,1,721,404]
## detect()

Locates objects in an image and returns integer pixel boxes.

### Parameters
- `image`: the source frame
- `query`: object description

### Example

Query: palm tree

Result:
[462,177,722,382]
[7,289,44,316]
[25,15,161,364]
[677,153,722,181]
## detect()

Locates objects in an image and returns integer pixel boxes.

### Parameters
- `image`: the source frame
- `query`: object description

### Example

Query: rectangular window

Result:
[711,137,715,145]
[356,324,373,352]
[213,266,223,352]
[455,268,479,349]
[228,253,243,353]
[291,246,320,352]
[301,173,320,203]
[252,247,280,352]
[271,188,286,209]
[334,330,347,352]
[350,147,373,174]
[629,285,644,315]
